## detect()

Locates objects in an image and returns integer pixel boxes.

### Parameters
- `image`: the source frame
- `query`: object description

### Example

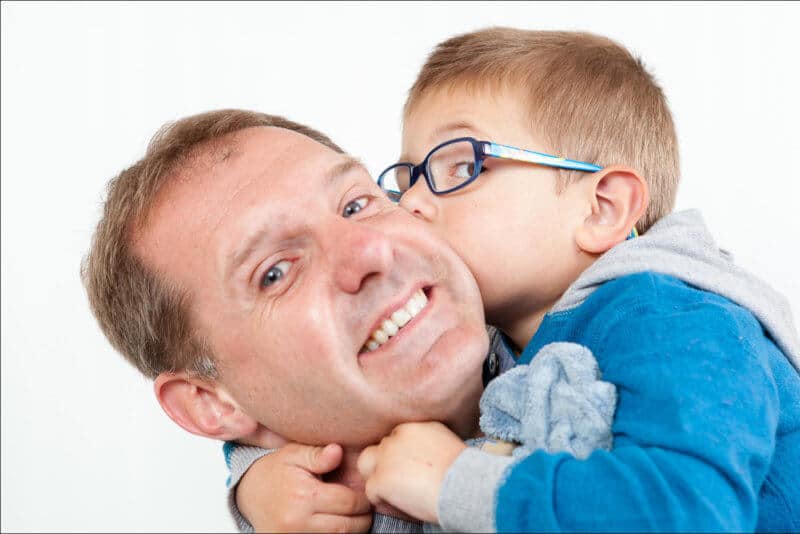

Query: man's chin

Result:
[405,322,487,412]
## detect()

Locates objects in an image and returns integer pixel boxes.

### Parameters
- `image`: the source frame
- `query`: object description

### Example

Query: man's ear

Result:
[154,372,259,441]
[575,165,649,255]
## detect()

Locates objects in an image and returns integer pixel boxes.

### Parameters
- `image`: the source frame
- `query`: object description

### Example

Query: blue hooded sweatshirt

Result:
[437,210,800,533]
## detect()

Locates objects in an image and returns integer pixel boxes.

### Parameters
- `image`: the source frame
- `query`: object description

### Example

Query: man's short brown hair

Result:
[82,110,343,379]
[405,28,680,233]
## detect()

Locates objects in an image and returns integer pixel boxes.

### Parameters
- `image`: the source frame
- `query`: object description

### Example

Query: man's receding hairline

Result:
[186,124,327,169]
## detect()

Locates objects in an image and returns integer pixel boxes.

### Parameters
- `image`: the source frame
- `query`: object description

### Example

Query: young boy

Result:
[230,28,800,532]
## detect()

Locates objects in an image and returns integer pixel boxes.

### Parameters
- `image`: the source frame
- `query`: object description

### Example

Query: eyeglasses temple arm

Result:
[482,142,602,173]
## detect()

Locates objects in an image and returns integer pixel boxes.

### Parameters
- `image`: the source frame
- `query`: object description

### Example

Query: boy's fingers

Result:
[363,476,384,507]
[310,513,373,534]
[285,443,343,475]
[313,483,372,515]
[357,445,377,479]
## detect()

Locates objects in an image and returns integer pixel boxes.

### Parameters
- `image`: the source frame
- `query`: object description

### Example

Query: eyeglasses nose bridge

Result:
[409,164,426,189]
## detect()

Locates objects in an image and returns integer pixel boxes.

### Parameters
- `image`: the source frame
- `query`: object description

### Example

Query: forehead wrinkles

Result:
[133,134,256,273]
[211,133,328,235]
[214,134,343,284]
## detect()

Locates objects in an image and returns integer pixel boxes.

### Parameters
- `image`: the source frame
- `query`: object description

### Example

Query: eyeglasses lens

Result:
[380,165,411,201]
[428,140,477,192]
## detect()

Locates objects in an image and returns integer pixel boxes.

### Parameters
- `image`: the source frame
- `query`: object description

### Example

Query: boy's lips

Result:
[358,285,432,356]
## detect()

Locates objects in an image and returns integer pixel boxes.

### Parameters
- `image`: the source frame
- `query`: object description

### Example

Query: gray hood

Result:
[552,209,800,372]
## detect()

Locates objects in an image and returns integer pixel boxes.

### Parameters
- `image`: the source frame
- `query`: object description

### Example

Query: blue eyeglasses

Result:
[378,137,602,201]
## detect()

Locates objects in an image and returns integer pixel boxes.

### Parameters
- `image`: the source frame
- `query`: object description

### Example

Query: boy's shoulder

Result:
[525,270,793,380]
[547,271,787,387]
[583,271,765,344]
[596,270,744,308]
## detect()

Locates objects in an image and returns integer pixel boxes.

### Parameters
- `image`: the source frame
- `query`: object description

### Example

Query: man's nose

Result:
[398,178,438,222]
[328,220,394,294]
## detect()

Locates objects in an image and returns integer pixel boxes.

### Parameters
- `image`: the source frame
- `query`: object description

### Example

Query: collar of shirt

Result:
[482,326,518,387]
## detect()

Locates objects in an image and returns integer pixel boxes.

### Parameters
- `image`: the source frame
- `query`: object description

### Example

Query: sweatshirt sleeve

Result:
[440,294,780,532]
[222,444,424,533]
[223,442,275,533]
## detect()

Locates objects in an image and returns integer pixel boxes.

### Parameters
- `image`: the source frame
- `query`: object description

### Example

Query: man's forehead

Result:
[210,129,369,278]
[135,128,335,253]
[152,127,364,232]
[222,126,358,184]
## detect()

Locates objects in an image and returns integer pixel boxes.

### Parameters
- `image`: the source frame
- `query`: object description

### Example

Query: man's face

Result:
[136,127,488,446]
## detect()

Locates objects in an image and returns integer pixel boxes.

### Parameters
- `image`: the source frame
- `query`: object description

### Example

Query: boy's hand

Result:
[236,443,372,533]
[357,422,467,524]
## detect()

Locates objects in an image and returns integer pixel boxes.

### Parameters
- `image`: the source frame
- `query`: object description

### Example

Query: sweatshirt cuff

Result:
[437,447,515,532]
[225,444,276,533]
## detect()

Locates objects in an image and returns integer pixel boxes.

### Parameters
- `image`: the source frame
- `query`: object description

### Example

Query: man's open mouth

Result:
[360,288,430,354]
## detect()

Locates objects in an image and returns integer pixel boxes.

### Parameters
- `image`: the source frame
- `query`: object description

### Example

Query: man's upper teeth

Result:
[381,319,398,337]
[362,289,428,352]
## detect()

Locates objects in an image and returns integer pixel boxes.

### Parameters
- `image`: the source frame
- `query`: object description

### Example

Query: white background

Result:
[2,1,799,531]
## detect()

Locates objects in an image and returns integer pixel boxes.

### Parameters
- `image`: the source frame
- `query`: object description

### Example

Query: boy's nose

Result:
[399,179,438,222]
[327,220,394,294]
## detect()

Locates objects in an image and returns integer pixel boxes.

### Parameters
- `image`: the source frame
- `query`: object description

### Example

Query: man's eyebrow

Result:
[224,156,368,280]
[225,221,272,282]
[323,156,368,188]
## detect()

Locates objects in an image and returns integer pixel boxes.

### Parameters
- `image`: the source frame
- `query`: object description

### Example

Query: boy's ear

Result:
[154,372,260,442]
[575,165,649,255]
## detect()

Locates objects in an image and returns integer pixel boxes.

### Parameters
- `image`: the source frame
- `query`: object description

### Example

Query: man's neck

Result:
[324,446,421,523]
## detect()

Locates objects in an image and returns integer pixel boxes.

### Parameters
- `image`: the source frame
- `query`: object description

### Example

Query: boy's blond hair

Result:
[82,109,342,379]
[405,28,679,233]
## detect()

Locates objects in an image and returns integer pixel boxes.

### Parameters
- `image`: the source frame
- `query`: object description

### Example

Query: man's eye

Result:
[260,260,291,288]
[342,196,369,218]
